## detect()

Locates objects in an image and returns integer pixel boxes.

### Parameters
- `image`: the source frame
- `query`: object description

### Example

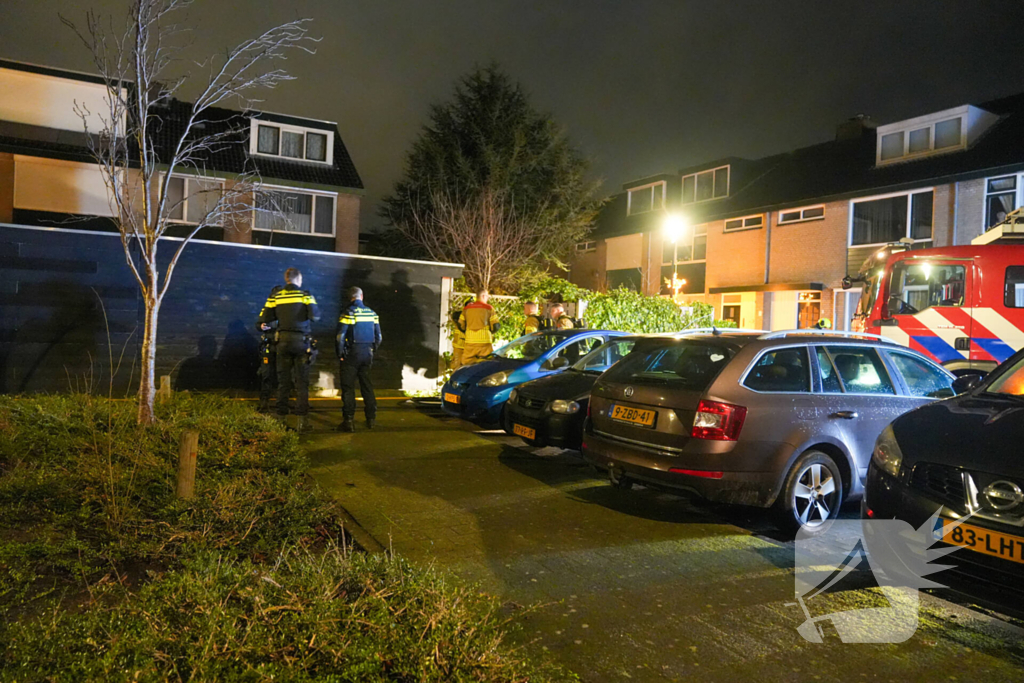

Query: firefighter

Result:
[549,302,576,330]
[814,317,833,330]
[450,308,466,371]
[336,286,382,433]
[256,284,282,413]
[461,289,500,365]
[258,268,320,432]
[523,300,542,335]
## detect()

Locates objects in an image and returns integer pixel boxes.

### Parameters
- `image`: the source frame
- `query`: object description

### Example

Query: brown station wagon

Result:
[581,330,957,533]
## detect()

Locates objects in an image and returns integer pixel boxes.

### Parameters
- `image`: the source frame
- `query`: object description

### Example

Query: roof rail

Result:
[757,329,900,344]
[675,327,769,336]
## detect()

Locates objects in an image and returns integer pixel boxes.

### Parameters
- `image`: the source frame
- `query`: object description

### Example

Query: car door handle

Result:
[830,411,858,419]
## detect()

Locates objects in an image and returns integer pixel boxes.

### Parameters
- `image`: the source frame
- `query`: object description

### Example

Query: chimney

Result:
[836,114,877,141]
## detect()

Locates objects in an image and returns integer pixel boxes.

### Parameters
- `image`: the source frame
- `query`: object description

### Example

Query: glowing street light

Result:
[663,213,689,298]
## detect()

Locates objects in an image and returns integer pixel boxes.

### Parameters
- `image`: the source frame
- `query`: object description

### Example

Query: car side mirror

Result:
[952,374,981,394]
[842,276,852,290]
[543,356,569,371]
[885,295,902,317]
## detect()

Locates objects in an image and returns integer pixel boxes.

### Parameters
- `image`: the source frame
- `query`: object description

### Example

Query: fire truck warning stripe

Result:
[967,308,1024,352]
[914,309,969,358]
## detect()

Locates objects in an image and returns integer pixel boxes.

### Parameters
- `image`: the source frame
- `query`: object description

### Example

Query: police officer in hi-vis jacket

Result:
[258,268,320,431]
[336,286,382,433]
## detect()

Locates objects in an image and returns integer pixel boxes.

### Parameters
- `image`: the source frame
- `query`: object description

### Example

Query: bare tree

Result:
[63,0,316,424]
[408,187,544,292]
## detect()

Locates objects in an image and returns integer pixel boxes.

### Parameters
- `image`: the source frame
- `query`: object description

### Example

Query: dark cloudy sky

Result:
[5,0,1024,230]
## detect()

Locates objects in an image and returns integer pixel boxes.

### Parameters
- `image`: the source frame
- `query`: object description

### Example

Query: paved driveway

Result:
[304,402,1024,682]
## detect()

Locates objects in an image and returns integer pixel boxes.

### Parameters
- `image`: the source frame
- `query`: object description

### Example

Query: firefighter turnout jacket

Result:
[524,314,542,335]
[554,314,576,330]
[259,284,320,333]
[462,300,500,344]
[336,300,382,358]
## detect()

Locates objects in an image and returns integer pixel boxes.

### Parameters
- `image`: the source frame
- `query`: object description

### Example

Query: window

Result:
[602,341,734,390]
[576,241,597,253]
[888,353,954,399]
[888,262,965,314]
[551,336,602,367]
[985,175,1018,231]
[254,188,336,235]
[166,176,225,225]
[250,120,333,164]
[743,347,811,393]
[850,191,933,246]
[724,215,763,232]
[575,339,638,373]
[876,115,965,164]
[627,182,665,216]
[988,354,1024,396]
[797,291,821,329]
[662,223,707,264]
[681,166,729,203]
[824,346,895,395]
[1006,266,1024,308]
[816,347,843,393]
[779,206,825,224]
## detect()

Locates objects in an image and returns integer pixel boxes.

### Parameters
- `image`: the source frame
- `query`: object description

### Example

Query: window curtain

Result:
[852,196,907,245]
[281,131,304,159]
[256,191,312,232]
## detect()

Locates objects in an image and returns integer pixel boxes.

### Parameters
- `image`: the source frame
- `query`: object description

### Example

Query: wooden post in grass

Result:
[157,375,172,404]
[176,430,199,499]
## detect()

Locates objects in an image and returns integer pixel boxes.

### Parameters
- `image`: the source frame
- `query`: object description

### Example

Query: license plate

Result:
[609,403,656,427]
[513,423,536,440]
[935,519,1024,565]
[444,392,460,404]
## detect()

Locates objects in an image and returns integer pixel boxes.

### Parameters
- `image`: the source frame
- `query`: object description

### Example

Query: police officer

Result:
[256,285,282,413]
[462,289,500,365]
[336,286,382,432]
[523,300,542,335]
[258,268,320,432]
[548,302,575,330]
[450,308,466,371]
[814,317,833,330]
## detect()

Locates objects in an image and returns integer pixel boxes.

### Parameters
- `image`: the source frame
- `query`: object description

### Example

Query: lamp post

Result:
[663,213,688,299]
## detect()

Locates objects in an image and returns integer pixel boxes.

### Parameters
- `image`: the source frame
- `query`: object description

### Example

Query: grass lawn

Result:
[0,395,572,682]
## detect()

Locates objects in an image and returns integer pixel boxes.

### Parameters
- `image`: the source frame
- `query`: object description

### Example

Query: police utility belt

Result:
[279,330,318,364]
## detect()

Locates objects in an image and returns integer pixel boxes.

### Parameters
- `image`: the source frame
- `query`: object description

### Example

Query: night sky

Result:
[5,0,1024,230]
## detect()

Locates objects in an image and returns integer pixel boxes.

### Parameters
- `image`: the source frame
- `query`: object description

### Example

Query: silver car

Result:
[581,330,956,534]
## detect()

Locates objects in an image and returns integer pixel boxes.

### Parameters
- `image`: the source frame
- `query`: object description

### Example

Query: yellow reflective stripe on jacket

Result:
[452,328,465,348]
[464,328,492,344]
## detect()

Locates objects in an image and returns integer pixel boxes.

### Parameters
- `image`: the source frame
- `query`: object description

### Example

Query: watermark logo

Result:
[791,510,969,643]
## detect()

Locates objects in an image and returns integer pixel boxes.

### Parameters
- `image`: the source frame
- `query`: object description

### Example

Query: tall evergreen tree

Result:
[381,66,598,292]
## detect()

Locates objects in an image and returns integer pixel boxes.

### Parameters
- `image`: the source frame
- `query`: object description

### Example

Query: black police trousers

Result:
[259,348,277,408]
[340,344,376,421]
[276,332,310,416]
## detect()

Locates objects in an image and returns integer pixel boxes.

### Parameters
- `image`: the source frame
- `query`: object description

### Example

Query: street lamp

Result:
[663,213,688,298]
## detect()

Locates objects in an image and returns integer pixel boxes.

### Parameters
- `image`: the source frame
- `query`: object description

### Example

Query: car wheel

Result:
[775,450,843,536]
[609,466,634,490]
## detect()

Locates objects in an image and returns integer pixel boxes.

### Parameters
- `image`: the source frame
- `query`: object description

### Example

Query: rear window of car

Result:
[601,341,734,390]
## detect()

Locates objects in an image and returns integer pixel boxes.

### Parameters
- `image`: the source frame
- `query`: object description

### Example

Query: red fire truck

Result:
[849,242,1024,376]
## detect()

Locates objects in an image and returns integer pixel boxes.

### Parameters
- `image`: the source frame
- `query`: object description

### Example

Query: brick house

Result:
[0,59,364,253]
[571,93,1024,331]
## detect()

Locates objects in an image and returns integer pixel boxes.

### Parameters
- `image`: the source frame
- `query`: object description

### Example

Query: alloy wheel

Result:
[792,463,837,528]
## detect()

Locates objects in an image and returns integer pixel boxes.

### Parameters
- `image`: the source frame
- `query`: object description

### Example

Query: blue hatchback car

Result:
[441,329,625,424]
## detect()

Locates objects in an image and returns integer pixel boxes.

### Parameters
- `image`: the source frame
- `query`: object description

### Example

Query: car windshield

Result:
[572,338,638,373]
[857,269,883,318]
[492,332,566,361]
[601,340,734,389]
[987,355,1024,396]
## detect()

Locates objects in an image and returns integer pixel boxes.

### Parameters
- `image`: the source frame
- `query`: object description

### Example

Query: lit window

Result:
[724,215,763,232]
[662,224,707,264]
[984,174,1019,231]
[934,118,962,149]
[681,166,729,204]
[778,206,825,224]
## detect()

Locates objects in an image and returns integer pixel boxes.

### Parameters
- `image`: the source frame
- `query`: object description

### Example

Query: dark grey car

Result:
[581,330,956,534]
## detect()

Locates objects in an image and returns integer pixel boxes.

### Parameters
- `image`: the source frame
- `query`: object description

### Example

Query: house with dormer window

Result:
[570,92,1024,332]
[0,59,364,253]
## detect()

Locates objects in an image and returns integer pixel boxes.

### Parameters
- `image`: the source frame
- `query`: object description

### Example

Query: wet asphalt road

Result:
[304,401,1024,682]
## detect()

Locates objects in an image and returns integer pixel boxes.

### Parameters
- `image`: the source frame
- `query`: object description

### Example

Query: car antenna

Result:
[712,323,721,336]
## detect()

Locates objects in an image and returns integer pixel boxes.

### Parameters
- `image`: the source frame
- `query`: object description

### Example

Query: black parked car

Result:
[503,336,652,449]
[864,347,1024,601]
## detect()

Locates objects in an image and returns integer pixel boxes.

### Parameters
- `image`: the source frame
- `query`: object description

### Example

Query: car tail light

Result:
[691,400,747,441]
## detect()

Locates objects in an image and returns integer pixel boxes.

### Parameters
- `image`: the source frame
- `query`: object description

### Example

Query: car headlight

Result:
[551,400,580,415]
[479,371,510,387]
[508,388,519,402]
[872,424,904,477]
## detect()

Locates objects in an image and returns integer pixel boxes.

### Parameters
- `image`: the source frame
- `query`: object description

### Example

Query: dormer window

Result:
[627,181,666,216]
[250,120,334,165]
[875,105,996,166]
[681,165,729,204]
